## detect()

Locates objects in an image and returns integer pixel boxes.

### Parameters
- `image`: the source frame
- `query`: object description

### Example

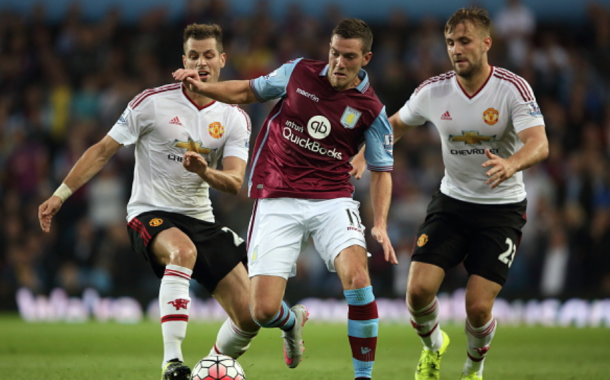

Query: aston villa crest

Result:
[340,106,361,129]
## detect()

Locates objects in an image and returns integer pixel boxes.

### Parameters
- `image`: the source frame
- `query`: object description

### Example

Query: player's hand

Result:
[371,226,398,265]
[38,196,63,233]
[349,149,367,180]
[172,69,204,93]
[183,151,209,177]
[482,149,517,189]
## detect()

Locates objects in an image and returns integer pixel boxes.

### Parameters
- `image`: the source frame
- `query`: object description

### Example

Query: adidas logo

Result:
[441,111,452,120]
[169,116,182,126]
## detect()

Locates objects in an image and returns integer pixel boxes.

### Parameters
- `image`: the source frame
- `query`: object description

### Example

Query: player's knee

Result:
[341,268,370,290]
[407,283,435,308]
[249,305,277,326]
[169,246,197,267]
[465,300,493,324]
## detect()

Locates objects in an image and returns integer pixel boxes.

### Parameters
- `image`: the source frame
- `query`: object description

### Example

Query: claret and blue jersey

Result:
[248,58,393,200]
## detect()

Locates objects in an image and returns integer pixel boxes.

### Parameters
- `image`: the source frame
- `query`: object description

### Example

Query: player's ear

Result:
[182,55,187,68]
[483,36,492,53]
[362,51,373,67]
[219,52,226,69]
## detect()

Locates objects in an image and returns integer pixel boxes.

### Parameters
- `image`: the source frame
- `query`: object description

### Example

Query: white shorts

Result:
[247,198,367,279]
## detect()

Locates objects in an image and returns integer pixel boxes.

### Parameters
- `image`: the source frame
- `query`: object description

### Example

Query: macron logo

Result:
[441,111,452,120]
[296,88,319,102]
[361,347,372,355]
[169,116,182,126]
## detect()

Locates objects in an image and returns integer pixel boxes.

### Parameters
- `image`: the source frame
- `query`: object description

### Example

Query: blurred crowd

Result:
[1,0,610,310]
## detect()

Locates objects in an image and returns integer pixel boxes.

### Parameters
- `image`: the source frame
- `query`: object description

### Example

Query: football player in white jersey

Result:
[392,8,548,380]
[352,6,548,380]
[38,24,259,380]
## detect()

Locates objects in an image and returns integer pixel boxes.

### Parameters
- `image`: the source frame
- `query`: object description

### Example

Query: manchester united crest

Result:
[482,108,499,125]
[149,218,164,227]
[417,234,429,247]
[208,122,225,139]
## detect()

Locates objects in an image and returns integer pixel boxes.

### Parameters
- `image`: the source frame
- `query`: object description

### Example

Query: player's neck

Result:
[456,64,492,96]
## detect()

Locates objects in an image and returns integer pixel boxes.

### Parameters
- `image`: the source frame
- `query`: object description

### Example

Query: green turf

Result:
[1,313,609,379]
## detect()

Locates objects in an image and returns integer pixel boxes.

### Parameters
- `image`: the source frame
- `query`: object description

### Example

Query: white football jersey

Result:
[398,67,545,204]
[108,83,251,222]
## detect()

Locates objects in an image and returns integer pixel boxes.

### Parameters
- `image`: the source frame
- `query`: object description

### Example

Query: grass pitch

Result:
[1,313,609,379]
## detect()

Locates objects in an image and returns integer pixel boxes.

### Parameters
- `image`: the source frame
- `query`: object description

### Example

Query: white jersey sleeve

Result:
[222,106,251,162]
[108,101,154,146]
[398,88,429,127]
[509,81,544,133]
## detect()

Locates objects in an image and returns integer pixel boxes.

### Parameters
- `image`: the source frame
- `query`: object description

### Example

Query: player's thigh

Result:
[464,226,523,286]
[191,225,248,294]
[150,228,197,264]
[309,198,367,273]
[247,198,308,279]
[411,214,469,271]
[127,212,194,278]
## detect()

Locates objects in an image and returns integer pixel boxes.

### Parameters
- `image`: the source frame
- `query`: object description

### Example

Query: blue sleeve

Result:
[249,58,303,102]
[364,106,393,171]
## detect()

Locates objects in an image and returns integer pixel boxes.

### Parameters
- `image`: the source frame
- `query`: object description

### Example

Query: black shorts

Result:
[127,211,247,293]
[411,192,527,286]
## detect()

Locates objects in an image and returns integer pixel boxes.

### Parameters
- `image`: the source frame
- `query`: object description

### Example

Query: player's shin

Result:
[345,286,378,380]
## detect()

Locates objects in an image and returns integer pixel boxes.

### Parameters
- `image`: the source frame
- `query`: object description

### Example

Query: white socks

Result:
[209,318,258,358]
[463,317,497,376]
[408,297,443,352]
[159,265,192,365]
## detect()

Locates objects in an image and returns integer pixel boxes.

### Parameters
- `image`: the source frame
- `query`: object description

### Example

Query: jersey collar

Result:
[320,64,370,93]
[181,83,216,111]
[454,65,494,100]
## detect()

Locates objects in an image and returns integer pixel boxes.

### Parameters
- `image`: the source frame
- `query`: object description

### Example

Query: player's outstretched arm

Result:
[183,152,246,195]
[483,125,549,189]
[172,69,259,104]
[369,170,398,264]
[38,135,122,232]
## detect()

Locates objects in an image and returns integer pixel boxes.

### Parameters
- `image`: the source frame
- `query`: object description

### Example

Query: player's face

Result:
[182,37,226,83]
[445,21,491,79]
[327,35,372,91]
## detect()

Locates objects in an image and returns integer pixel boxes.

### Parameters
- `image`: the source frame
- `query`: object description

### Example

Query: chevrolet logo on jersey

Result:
[341,106,361,129]
[174,139,213,154]
[448,131,496,145]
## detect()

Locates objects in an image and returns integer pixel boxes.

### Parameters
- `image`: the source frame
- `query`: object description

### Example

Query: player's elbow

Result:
[226,178,243,195]
[541,143,550,161]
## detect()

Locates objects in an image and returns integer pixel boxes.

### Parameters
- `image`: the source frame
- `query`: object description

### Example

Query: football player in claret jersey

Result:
[391,7,548,380]
[38,24,260,380]
[173,18,397,380]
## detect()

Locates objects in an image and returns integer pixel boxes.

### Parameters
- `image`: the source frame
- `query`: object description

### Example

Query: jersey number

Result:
[221,227,244,247]
[498,238,516,268]
[346,209,362,228]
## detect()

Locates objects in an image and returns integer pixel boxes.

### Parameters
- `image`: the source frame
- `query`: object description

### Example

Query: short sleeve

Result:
[398,88,429,127]
[249,58,303,102]
[364,106,393,172]
[107,95,155,145]
[223,106,251,162]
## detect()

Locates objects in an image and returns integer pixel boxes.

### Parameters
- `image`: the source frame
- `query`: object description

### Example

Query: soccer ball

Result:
[191,354,246,380]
